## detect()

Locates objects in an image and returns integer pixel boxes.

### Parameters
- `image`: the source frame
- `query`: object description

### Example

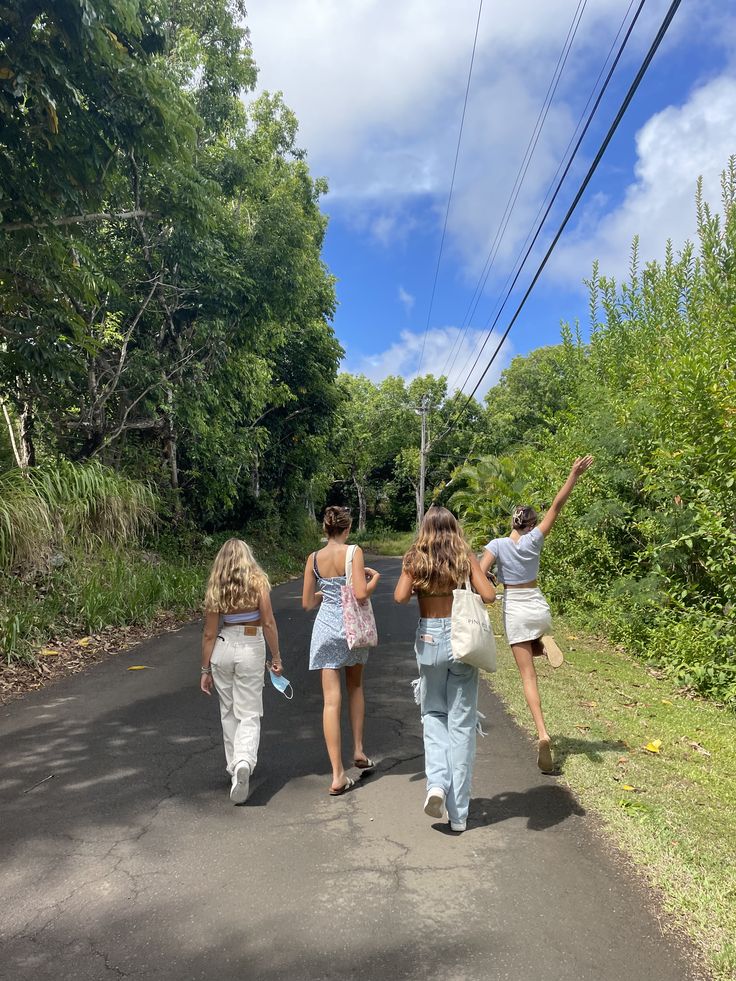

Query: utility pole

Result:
[417,395,429,527]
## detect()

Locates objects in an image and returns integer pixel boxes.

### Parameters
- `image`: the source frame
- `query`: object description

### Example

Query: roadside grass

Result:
[487,605,736,980]
[351,528,414,556]
[1,524,318,667]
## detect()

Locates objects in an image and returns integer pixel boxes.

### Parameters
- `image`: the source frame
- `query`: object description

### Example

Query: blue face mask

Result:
[269,670,294,699]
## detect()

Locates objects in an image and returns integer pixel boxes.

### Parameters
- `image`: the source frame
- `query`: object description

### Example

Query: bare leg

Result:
[321,669,346,790]
[345,663,366,763]
[511,642,549,741]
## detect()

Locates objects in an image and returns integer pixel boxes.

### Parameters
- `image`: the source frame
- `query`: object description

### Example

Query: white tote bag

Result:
[450,579,496,672]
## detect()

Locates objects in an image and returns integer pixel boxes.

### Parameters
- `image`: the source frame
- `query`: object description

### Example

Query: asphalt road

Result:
[0,557,701,981]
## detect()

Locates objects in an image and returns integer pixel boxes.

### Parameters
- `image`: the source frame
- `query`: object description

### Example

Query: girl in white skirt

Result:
[200,539,283,804]
[480,456,593,773]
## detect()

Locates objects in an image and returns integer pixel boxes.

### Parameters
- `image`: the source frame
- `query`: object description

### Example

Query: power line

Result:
[439,0,589,383]
[415,0,484,377]
[439,0,682,445]
[450,0,639,393]
[454,0,649,402]
[448,0,643,388]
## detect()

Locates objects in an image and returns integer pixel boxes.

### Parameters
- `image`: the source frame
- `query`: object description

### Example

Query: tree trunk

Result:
[19,399,36,467]
[161,379,180,507]
[250,455,260,499]
[1,399,23,468]
[353,473,367,532]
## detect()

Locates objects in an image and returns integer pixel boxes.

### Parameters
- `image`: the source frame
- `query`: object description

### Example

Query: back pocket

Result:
[414,633,439,666]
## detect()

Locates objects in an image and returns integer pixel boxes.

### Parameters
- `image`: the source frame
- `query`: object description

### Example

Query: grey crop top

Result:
[484,528,543,585]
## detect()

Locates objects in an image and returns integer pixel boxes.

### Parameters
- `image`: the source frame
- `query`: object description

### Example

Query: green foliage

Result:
[454,163,736,704]
[1,1,338,526]
[0,488,319,664]
[329,372,485,530]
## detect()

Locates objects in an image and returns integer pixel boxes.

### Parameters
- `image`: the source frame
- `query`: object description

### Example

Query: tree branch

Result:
[2,210,152,233]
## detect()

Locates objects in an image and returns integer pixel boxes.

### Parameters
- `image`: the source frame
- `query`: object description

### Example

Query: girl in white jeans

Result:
[200,539,283,804]
[395,506,496,832]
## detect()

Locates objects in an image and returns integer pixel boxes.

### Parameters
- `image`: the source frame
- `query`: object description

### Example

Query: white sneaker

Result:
[230,762,251,804]
[450,820,467,833]
[423,787,445,819]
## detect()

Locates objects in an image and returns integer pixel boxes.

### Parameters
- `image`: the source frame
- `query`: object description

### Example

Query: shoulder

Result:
[529,528,544,546]
[484,539,499,553]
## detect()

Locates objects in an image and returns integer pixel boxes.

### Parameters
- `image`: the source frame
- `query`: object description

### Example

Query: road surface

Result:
[0,557,701,980]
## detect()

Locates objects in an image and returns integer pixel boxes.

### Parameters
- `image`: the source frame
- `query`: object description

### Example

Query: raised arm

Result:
[538,455,593,537]
[302,553,322,611]
[258,589,282,675]
[469,553,496,603]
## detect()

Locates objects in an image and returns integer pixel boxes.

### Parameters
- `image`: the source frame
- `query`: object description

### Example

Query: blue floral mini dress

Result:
[308,551,369,670]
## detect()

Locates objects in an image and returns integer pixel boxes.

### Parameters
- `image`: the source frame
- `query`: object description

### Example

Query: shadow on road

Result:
[468,784,586,831]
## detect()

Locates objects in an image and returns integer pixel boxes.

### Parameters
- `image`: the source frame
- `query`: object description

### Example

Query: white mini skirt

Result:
[502,587,552,646]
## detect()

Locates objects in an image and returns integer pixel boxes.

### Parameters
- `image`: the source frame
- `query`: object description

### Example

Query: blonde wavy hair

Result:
[204,538,270,613]
[402,505,471,593]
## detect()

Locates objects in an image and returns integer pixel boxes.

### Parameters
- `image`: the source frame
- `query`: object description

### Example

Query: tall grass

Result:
[0,509,320,665]
[0,460,157,571]
[0,546,204,661]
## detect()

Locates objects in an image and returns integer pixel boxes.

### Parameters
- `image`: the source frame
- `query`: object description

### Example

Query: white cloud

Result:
[244,0,642,265]
[552,74,736,284]
[344,326,513,397]
[398,286,415,315]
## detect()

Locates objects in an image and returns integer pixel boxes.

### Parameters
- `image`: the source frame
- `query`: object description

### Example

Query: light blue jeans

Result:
[415,617,479,825]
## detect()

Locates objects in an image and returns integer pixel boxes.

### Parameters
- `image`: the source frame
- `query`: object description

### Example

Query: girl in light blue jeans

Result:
[415,617,479,829]
[395,506,496,832]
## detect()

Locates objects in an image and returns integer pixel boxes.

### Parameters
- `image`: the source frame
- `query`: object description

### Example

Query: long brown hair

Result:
[402,505,471,593]
[204,538,270,612]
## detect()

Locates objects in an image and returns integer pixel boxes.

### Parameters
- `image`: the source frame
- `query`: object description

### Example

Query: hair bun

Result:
[323,505,352,535]
[512,505,538,530]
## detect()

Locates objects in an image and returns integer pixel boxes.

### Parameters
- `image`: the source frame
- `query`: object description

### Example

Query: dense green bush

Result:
[454,164,736,705]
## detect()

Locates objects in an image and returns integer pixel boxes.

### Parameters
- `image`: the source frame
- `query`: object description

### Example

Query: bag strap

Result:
[345,544,357,586]
[464,577,472,591]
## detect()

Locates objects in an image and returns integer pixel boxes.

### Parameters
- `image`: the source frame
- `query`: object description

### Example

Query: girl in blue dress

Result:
[302,506,381,795]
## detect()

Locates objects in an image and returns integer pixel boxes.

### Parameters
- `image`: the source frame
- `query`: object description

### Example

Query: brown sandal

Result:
[537,738,554,774]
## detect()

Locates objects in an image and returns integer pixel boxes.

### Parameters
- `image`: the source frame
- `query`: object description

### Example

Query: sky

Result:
[243,0,736,397]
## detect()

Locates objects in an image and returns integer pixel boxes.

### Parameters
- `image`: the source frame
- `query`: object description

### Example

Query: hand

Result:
[364,566,379,582]
[200,672,214,695]
[570,455,593,480]
[269,658,283,676]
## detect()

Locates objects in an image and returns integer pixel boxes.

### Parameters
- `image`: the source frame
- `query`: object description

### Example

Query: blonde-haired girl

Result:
[201,538,282,804]
[395,506,495,832]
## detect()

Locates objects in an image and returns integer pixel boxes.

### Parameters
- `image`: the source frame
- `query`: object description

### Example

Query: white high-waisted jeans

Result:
[210,626,265,775]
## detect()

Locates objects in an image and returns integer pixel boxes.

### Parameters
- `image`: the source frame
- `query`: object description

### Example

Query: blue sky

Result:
[246,0,736,395]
